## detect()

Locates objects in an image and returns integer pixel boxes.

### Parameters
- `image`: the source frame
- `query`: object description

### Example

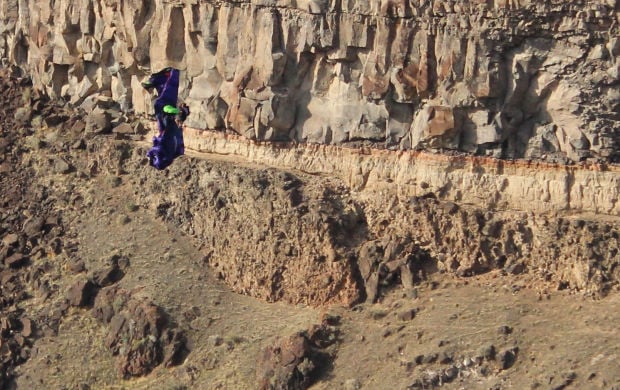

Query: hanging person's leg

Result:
[153,69,180,135]
[141,67,173,94]
[142,68,183,170]
[153,69,179,116]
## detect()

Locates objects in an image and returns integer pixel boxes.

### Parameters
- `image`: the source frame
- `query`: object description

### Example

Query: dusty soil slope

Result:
[1,73,620,390]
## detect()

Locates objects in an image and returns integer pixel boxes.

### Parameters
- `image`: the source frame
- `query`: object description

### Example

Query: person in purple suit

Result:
[142,68,186,170]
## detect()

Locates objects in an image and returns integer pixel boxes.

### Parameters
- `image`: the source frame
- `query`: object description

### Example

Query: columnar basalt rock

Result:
[1,0,618,162]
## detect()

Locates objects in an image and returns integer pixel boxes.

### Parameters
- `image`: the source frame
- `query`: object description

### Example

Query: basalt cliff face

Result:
[1,0,619,162]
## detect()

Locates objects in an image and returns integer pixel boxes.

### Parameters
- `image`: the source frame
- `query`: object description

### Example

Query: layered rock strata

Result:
[119,140,620,302]
[1,0,619,162]
[183,129,620,216]
[1,69,617,307]
[1,0,619,306]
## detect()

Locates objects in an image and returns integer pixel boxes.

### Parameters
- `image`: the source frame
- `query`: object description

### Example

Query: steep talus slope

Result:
[0,69,193,388]
[139,157,365,306]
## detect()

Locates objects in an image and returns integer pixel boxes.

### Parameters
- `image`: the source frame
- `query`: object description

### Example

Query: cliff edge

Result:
[1,0,619,162]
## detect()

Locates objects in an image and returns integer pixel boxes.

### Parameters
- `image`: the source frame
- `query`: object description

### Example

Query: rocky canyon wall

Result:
[2,1,619,305]
[106,140,617,304]
[1,0,619,162]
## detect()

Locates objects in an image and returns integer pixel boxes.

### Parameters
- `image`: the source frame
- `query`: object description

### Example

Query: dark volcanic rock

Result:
[90,254,130,287]
[499,325,513,335]
[85,109,112,134]
[498,347,519,370]
[66,279,98,307]
[22,216,45,237]
[43,113,68,127]
[92,286,130,323]
[256,321,339,390]
[5,253,28,268]
[68,259,86,274]
[90,264,124,287]
[398,309,417,322]
[92,286,187,378]
[256,332,314,390]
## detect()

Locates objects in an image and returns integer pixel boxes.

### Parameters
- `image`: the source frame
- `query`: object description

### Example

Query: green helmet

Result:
[163,105,180,115]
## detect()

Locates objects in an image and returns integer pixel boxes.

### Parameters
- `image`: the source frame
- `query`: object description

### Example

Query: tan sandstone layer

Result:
[182,128,620,217]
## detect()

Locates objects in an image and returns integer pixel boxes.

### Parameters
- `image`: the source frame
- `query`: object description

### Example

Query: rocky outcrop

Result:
[256,316,340,389]
[134,155,365,306]
[1,0,619,162]
[0,72,68,386]
[92,286,187,378]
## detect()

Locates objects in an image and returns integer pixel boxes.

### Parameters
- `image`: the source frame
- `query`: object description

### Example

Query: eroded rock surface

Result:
[1,58,620,389]
[1,0,618,162]
[135,157,365,306]
[92,286,187,378]
[256,316,340,389]
[125,152,619,301]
